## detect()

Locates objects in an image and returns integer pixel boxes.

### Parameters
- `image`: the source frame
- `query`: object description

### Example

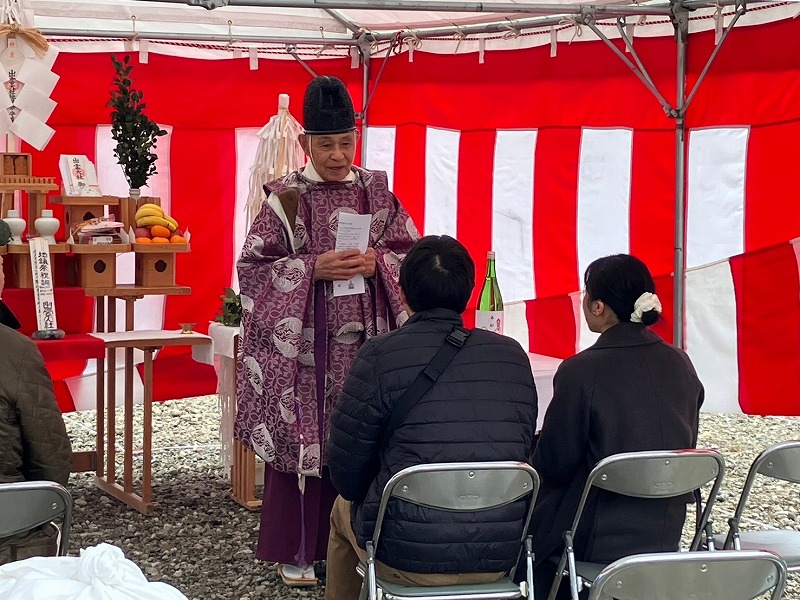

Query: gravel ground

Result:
[61,395,800,600]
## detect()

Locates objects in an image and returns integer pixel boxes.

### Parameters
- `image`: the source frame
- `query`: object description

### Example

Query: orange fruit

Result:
[170,235,187,244]
[151,225,170,239]
[151,236,171,244]
[135,237,152,244]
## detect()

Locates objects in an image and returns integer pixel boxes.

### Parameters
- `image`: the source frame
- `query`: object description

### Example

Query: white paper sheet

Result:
[333,212,371,298]
[15,83,56,122]
[10,110,54,150]
[17,59,59,96]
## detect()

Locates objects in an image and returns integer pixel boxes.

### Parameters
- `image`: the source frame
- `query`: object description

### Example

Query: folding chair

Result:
[548,449,726,600]
[715,440,800,570]
[586,550,787,600]
[358,461,540,600]
[0,481,73,557]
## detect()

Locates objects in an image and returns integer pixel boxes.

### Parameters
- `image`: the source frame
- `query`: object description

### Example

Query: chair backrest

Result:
[570,449,725,551]
[371,462,539,575]
[0,481,73,556]
[732,440,800,525]
[587,550,787,600]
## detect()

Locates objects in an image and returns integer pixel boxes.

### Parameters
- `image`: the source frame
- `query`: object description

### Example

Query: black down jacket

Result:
[327,308,538,574]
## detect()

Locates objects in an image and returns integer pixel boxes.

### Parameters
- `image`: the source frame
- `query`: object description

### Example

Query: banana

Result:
[163,215,179,232]
[135,207,164,220]
[136,215,171,228]
[137,203,164,214]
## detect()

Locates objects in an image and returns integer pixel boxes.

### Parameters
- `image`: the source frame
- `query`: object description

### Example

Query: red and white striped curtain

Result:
[31,16,800,414]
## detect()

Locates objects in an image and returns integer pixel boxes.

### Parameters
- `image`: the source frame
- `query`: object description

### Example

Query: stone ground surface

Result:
[61,395,800,600]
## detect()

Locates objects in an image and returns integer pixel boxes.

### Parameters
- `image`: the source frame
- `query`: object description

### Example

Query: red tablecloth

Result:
[34,333,106,362]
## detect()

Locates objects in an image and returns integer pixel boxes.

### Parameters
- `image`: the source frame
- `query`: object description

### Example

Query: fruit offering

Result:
[134,203,186,244]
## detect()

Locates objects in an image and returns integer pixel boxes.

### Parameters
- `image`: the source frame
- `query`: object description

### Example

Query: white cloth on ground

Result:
[0,543,189,599]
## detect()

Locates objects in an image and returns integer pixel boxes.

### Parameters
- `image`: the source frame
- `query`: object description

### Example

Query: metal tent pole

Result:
[673,4,688,349]
[359,37,371,161]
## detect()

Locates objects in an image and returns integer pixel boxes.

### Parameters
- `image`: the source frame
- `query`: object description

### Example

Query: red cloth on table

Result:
[1,287,93,336]
[33,333,105,362]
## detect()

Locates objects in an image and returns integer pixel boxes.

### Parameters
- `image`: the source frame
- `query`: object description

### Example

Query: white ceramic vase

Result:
[2,209,25,244]
[34,209,59,244]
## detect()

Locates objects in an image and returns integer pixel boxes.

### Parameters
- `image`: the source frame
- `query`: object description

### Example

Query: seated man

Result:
[325,235,538,599]
[0,258,73,564]
[0,256,20,329]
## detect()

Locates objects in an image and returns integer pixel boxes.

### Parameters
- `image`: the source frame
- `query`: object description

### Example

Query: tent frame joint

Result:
[584,16,675,115]
[285,44,319,77]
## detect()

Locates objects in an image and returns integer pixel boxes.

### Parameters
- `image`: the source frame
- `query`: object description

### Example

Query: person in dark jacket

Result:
[0,254,72,564]
[530,254,704,598]
[325,235,538,600]
[0,256,21,329]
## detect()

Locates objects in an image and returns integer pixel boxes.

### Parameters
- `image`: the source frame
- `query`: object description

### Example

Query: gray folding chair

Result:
[715,440,800,570]
[358,461,540,600]
[586,550,787,600]
[0,481,73,557]
[548,449,726,600]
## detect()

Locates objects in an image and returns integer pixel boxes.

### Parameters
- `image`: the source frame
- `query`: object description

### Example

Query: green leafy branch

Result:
[216,288,242,327]
[107,54,167,190]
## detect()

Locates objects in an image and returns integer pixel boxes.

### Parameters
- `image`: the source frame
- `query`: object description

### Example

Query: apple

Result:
[135,227,152,238]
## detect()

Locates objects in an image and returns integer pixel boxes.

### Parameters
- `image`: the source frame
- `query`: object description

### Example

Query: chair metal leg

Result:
[704,521,716,551]
[564,532,581,600]
[547,536,570,600]
[525,535,536,599]
[366,540,378,600]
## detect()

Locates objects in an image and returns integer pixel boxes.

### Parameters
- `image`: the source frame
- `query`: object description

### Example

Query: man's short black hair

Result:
[399,235,475,314]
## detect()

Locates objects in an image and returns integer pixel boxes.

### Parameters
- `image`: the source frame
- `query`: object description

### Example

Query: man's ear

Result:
[298,133,310,156]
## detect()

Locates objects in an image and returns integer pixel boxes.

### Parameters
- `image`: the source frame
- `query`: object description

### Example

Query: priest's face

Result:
[301,132,356,181]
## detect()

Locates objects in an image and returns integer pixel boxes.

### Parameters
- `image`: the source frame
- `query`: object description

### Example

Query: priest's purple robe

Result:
[236,166,418,478]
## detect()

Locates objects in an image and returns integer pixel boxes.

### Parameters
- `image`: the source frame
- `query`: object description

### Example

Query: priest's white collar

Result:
[302,162,356,182]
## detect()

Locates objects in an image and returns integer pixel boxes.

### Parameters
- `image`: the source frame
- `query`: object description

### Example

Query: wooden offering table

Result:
[92,329,212,515]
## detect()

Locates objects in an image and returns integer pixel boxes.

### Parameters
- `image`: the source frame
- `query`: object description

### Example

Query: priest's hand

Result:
[314,250,366,281]
[362,248,376,278]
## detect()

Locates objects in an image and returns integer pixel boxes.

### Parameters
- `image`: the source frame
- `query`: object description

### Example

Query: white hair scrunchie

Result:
[630,292,662,323]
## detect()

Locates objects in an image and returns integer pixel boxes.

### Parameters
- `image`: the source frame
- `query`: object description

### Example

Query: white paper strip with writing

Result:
[29,237,58,331]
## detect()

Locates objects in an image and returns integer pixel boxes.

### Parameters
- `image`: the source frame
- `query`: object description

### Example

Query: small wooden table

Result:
[91,330,213,515]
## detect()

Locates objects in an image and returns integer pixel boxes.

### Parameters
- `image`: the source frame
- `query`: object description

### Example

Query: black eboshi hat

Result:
[302,76,356,135]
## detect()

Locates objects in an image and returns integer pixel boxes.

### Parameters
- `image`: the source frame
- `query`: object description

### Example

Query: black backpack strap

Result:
[383,325,471,445]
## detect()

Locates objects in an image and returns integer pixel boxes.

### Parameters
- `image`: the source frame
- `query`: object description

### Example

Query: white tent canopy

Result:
[24,0,800,58]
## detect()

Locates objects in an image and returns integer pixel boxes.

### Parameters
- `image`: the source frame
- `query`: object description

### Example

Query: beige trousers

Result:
[325,495,503,600]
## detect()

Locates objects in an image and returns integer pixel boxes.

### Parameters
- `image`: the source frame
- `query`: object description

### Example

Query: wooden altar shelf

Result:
[69,243,131,288]
[0,177,58,190]
[7,243,68,288]
[82,284,191,298]
[50,195,123,230]
[0,177,59,222]
[133,243,190,288]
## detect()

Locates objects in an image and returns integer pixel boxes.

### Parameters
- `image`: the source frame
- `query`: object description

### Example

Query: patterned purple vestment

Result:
[236,167,419,477]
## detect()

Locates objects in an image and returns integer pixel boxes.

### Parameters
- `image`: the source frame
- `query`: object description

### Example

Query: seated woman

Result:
[530,254,704,598]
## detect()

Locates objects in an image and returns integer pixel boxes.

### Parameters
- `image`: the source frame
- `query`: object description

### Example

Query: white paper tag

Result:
[333,212,371,298]
[249,48,258,70]
[475,310,504,334]
[29,237,58,331]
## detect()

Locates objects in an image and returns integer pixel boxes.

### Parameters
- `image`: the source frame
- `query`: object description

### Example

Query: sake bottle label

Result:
[476,310,504,334]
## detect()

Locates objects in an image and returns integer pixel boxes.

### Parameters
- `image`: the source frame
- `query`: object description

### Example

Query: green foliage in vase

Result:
[107,54,167,190]
[216,288,242,327]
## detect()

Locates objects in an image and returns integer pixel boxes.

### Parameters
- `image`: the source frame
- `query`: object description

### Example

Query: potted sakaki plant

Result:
[107,54,167,200]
